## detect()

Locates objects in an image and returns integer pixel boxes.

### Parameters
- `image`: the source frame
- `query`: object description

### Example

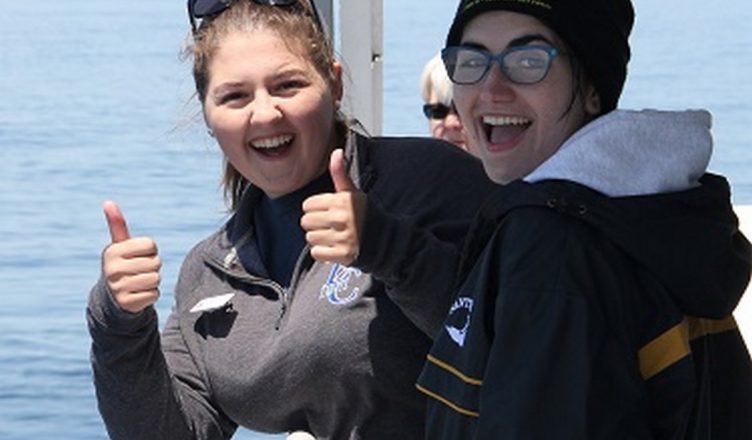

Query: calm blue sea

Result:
[0,1,749,439]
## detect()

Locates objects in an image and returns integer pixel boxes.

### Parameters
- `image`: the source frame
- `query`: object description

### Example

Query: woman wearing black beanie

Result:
[417,1,752,438]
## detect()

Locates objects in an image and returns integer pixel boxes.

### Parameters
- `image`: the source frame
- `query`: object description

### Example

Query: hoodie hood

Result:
[585,173,751,318]
[525,109,712,197]
[468,175,751,319]
[467,109,751,318]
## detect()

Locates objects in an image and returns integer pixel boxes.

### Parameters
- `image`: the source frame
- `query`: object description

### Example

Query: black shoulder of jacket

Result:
[346,130,492,194]
[456,179,594,282]
[456,175,752,318]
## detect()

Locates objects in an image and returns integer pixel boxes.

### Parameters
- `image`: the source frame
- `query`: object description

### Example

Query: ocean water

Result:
[0,0,749,439]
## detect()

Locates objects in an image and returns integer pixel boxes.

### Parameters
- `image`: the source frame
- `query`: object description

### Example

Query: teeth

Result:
[251,135,293,149]
[482,116,530,126]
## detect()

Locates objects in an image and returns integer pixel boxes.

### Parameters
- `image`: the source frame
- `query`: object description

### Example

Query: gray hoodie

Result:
[87,133,495,440]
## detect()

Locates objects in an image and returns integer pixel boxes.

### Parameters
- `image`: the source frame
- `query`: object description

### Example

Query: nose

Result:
[479,63,515,102]
[249,93,282,125]
[443,111,463,131]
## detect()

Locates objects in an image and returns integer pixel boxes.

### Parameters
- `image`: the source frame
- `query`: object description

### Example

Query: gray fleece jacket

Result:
[87,131,495,440]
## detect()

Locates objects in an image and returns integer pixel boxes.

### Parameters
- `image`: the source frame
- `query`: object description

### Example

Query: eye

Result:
[274,78,309,94]
[518,56,547,69]
[457,53,487,69]
[217,91,247,105]
[463,58,486,68]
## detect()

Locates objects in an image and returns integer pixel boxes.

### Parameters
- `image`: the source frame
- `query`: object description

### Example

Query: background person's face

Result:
[203,27,341,198]
[427,91,467,150]
[453,11,598,183]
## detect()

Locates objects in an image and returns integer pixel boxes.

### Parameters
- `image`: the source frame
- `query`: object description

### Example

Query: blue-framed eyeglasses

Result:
[188,0,323,34]
[442,45,560,86]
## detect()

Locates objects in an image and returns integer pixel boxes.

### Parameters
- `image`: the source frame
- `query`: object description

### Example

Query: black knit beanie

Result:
[446,0,634,113]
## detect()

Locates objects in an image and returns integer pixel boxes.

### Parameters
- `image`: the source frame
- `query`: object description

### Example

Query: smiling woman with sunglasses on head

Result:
[86,1,496,439]
[417,0,752,439]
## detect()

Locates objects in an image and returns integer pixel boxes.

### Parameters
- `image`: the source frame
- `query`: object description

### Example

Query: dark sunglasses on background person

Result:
[188,0,323,34]
[422,103,454,120]
[442,45,560,85]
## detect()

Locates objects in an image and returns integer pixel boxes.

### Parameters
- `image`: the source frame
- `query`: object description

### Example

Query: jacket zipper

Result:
[207,245,314,330]
[275,244,313,330]
[205,251,289,328]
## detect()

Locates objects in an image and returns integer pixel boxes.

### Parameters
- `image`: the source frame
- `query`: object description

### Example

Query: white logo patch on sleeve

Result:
[445,296,474,346]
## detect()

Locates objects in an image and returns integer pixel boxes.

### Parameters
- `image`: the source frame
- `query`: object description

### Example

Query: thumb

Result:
[103,200,131,243]
[329,149,356,193]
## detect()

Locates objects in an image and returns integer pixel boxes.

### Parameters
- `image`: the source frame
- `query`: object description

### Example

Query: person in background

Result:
[86,1,495,439]
[417,0,752,438]
[419,52,470,153]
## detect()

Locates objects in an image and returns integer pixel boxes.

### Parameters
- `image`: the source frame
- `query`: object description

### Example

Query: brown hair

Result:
[186,1,347,210]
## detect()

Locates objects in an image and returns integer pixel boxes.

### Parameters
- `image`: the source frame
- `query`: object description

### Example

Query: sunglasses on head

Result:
[422,103,454,120]
[188,0,323,34]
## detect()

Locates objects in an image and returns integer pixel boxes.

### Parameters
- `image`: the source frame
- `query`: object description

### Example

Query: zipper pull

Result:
[275,289,289,330]
[275,302,287,330]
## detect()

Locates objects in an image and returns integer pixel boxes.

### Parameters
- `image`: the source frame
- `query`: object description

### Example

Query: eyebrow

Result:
[462,33,556,51]
[209,66,312,97]
[275,67,311,80]
[509,33,554,47]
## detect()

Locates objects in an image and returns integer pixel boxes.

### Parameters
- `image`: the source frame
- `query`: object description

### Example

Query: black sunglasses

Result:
[422,103,453,120]
[188,0,323,34]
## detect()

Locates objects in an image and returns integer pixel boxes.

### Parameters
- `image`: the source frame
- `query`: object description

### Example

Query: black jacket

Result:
[418,174,752,439]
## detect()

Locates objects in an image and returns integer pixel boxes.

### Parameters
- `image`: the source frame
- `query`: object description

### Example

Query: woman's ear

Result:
[331,61,344,103]
[584,84,602,116]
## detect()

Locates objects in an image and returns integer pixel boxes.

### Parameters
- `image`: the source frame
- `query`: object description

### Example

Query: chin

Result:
[483,161,527,185]
[483,167,509,185]
[490,176,511,185]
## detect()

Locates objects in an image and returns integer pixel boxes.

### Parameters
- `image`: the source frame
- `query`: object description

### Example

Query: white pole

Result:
[339,0,383,135]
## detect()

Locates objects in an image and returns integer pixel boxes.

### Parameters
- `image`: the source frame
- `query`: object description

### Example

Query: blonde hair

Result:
[185,1,347,210]
[419,52,453,105]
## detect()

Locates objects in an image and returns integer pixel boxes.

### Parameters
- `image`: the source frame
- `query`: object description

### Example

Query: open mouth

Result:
[249,134,294,157]
[482,115,531,146]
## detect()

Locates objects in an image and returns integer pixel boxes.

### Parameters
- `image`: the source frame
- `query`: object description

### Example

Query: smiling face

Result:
[202,27,342,199]
[453,11,600,184]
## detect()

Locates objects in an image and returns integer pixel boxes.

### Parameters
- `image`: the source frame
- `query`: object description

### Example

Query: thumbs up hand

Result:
[301,149,367,266]
[101,201,162,313]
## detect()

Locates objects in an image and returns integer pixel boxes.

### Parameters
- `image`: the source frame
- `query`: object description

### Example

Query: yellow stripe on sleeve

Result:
[638,319,691,380]
[416,384,480,418]
[638,315,737,380]
[687,315,738,341]
[425,354,483,385]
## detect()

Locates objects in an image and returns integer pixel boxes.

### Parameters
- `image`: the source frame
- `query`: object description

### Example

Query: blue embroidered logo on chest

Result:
[320,264,364,305]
